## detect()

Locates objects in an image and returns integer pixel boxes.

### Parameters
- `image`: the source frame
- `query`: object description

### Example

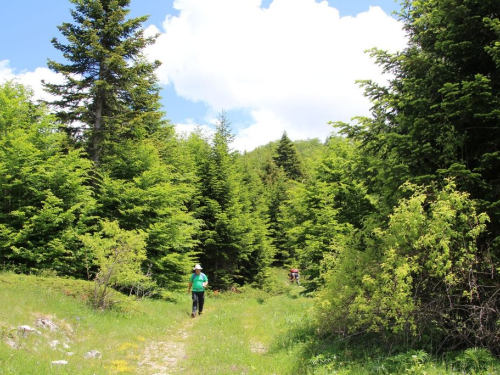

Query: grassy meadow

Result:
[1,271,499,374]
[0,273,188,374]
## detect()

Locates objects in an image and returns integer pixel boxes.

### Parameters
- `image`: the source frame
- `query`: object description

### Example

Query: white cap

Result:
[194,264,203,270]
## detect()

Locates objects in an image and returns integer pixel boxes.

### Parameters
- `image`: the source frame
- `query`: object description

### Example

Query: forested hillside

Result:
[1,0,500,362]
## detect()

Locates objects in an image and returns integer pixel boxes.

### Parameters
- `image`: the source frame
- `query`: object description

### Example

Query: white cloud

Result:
[231,109,289,151]
[0,60,64,102]
[147,0,407,151]
[174,120,214,139]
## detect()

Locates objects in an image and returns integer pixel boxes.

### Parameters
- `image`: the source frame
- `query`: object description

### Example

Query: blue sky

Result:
[0,0,407,150]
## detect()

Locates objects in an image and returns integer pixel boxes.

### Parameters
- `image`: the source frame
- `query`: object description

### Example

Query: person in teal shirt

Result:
[188,264,208,317]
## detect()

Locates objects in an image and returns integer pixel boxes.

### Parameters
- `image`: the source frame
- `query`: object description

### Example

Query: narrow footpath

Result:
[137,315,195,375]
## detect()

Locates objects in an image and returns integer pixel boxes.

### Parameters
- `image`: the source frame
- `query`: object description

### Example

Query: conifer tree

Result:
[273,132,305,181]
[332,0,500,351]
[0,82,96,276]
[194,112,239,287]
[192,112,273,288]
[43,0,165,166]
[339,0,500,235]
[235,155,274,284]
[281,136,371,291]
[264,133,305,264]
[264,161,290,265]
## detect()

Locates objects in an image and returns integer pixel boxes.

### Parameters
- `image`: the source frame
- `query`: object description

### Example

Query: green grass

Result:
[0,272,187,374]
[1,271,499,375]
[182,284,314,374]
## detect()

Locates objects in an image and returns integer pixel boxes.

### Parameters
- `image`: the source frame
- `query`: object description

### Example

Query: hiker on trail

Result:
[289,268,300,285]
[188,264,208,318]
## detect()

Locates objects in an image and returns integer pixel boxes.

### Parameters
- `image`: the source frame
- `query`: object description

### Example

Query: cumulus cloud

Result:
[0,60,64,102]
[174,120,214,139]
[146,0,408,151]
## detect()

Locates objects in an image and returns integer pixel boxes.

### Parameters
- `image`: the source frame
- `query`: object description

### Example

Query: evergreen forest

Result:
[1,0,500,364]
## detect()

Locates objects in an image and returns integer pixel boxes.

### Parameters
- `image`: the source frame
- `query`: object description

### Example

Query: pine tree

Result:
[265,162,290,265]
[193,112,239,287]
[234,155,274,285]
[273,132,304,181]
[0,82,96,276]
[43,0,165,166]
[191,112,273,288]
[282,136,372,291]
[333,0,500,351]
[339,0,500,235]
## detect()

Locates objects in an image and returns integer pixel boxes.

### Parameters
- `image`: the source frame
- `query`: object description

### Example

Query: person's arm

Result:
[203,275,208,288]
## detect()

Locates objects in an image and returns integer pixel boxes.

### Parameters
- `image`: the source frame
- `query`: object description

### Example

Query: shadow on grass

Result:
[268,324,500,375]
[265,315,445,375]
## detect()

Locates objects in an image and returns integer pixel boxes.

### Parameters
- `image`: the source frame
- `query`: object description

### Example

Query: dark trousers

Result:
[192,291,205,314]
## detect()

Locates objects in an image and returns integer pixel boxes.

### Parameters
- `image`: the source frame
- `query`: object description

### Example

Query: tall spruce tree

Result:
[194,112,240,287]
[333,0,500,351]
[273,132,304,181]
[265,161,291,265]
[43,0,164,165]
[192,113,273,288]
[339,0,500,236]
[0,82,96,276]
[266,132,305,265]
[282,136,372,292]
[234,154,274,284]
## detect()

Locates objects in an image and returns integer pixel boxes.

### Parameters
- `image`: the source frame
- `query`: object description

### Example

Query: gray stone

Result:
[49,340,60,349]
[51,360,68,365]
[18,325,41,337]
[36,318,59,331]
[84,350,102,359]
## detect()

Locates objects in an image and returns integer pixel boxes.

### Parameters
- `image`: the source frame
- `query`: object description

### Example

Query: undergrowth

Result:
[1,270,499,374]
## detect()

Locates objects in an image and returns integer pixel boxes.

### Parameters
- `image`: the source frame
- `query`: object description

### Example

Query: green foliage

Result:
[257,134,308,266]
[455,348,498,373]
[339,0,500,235]
[0,82,96,276]
[100,172,198,288]
[263,158,291,264]
[315,180,495,348]
[0,81,37,136]
[280,179,348,291]
[79,220,149,309]
[234,156,275,284]
[279,136,372,292]
[331,0,500,353]
[97,161,200,290]
[193,112,274,288]
[259,268,293,296]
[94,124,200,290]
[385,350,429,375]
[273,132,305,181]
[43,0,165,165]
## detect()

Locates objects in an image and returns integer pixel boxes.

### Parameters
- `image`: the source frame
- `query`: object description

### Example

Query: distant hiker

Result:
[289,268,300,285]
[188,264,208,318]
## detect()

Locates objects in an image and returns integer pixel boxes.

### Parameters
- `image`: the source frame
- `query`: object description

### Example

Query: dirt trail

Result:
[137,317,195,375]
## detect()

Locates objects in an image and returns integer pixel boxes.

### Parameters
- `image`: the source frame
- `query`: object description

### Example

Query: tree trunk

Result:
[91,97,103,166]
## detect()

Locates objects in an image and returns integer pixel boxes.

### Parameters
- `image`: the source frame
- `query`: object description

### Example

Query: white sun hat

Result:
[194,264,203,270]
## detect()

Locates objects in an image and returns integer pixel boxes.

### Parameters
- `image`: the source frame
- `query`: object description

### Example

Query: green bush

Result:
[455,348,498,373]
[314,180,496,350]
